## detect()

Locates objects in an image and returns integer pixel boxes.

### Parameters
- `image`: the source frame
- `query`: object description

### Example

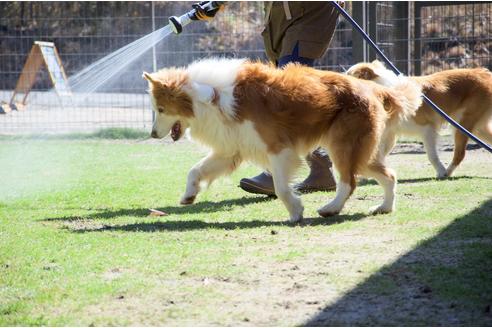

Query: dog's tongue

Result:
[171,121,181,141]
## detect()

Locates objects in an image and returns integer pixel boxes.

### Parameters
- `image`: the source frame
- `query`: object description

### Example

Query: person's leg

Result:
[277,42,314,67]
[279,40,336,193]
[239,171,275,196]
[295,148,336,193]
[240,3,339,196]
[289,3,339,192]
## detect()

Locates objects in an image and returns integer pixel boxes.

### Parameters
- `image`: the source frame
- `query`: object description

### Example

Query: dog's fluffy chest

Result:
[189,115,270,166]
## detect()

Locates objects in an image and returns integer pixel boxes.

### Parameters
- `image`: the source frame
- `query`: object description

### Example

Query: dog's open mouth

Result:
[171,121,182,141]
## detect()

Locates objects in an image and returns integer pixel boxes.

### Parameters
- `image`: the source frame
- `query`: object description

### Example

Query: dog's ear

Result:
[357,66,379,80]
[142,72,159,84]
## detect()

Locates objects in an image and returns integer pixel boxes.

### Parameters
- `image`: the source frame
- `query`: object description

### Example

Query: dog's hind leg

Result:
[382,132,397,158]
[317,138,358,217]
[421,126,447,179]
[446,118,476,177]
[268,149,303,222]
[362,162,396,214]
[181,152,241,205]
[317,164,356,217]
[318,121,373,217]
[476,119,492,146]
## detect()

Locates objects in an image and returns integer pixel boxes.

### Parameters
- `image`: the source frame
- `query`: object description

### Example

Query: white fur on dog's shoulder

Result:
[186,58,245,87]
[191,82,215,103]
[186,58,246,119]
[373,69,403,87]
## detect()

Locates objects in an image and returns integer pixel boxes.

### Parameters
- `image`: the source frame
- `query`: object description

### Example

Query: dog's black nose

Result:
[150,130,158,138]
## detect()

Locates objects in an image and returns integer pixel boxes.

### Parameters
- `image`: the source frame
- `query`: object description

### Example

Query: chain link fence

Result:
[0,1,491,134]
[373,1,492,75]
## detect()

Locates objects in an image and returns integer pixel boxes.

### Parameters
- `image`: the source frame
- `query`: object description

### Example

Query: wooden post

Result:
[10,43,45,105]
[9,41,71,110]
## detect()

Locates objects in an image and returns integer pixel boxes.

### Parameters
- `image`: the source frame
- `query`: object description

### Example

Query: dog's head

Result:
[143,69,195,141]
[346,60,398,87]
[143,68,219,141]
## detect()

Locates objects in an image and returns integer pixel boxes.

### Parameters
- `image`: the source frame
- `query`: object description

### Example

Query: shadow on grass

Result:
[42,196,276,222]
[389,142,482,154]
[68,212,368,233]
[358,175,491,187]
[42,191,369,232]
[303,199,492,326]
[43,176,490,223]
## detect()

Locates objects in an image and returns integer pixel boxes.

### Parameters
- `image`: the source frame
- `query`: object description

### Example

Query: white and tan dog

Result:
[143,58,422,222]
[347,60,492,178]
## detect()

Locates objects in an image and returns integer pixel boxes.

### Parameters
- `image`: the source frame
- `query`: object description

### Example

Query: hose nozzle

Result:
[168,1,225,34]
[168,15,185,34]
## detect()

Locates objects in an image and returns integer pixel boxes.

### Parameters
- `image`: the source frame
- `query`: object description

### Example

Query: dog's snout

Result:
[150,130,158,139]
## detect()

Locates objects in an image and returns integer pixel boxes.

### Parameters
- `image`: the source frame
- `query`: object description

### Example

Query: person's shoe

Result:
[239,172,276,196]
[295,149,337,193]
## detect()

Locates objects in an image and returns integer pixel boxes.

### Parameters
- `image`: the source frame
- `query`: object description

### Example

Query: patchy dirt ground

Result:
[76,226,417,326]
[75,214,492,326]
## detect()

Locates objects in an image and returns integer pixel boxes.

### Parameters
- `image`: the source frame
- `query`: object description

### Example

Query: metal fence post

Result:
[151,1,157,123]
[394,2,409,74]
[368,2,377,61]
[351,1,366,63]
[414,2,422,75]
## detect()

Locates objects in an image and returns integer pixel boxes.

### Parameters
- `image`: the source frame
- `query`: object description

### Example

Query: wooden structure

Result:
[1,41,70,114]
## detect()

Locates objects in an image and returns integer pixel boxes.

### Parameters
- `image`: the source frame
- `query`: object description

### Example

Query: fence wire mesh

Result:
[0,1,491,134]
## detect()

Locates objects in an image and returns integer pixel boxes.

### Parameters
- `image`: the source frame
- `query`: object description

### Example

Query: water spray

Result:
[65,1,225,98]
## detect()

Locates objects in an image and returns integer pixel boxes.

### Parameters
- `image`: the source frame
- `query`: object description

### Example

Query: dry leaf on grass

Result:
[148,208,168,217]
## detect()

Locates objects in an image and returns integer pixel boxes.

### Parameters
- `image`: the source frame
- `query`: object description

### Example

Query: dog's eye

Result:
[157,106,165,113]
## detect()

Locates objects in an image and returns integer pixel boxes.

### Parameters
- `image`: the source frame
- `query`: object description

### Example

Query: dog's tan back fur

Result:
[412,68,492,127]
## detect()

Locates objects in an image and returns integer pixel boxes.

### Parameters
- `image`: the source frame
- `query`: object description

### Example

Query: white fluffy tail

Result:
[379,77,423,123]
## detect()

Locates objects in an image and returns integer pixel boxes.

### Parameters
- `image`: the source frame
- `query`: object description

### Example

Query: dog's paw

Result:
[318,209,340,217]
[369,204,393,215]
[317,204,341,217]
[289,213,303,223]
[288,203,304,223]
[436,169,448,179]
[436,173,448,179]
[445,164,456,178]
[180,195,196,205]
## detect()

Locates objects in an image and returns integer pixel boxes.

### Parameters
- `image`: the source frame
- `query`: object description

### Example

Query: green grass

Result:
[1,138,491,326]
[0,127,149,141]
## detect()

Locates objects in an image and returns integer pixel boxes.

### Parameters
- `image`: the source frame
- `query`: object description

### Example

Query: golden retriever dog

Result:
[143,58,422,222]
[347,60,492,178]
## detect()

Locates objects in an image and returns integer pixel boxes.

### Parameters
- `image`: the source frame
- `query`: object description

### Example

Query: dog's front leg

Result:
[268,149,303,223]
[181,152,240,205]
